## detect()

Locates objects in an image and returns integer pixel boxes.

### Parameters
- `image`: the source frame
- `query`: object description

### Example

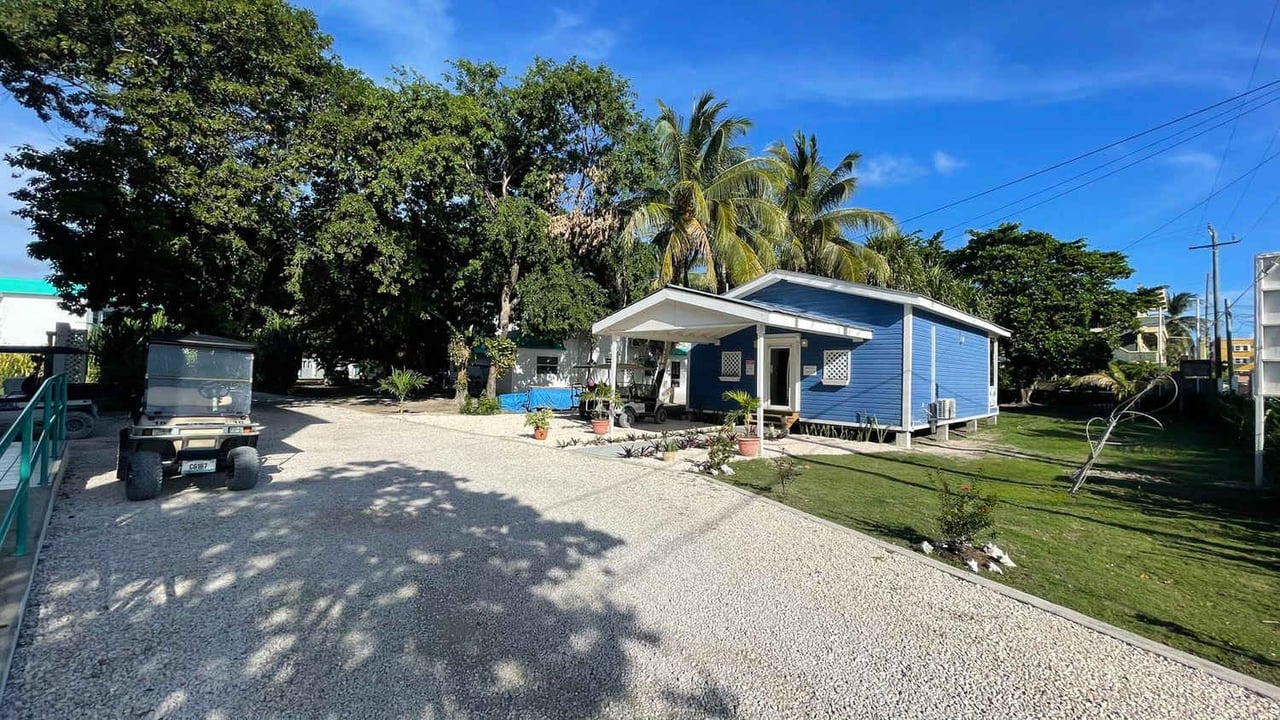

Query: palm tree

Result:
[1163,291,1201,362]
[624,93,782,293]
[762,132,893,283]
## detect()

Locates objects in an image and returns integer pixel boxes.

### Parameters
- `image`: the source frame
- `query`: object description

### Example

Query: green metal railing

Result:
[0,374,68,557]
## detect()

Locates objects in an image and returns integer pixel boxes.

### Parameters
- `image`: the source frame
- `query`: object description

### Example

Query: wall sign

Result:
[745,359,755,376]
[803,365,817,376]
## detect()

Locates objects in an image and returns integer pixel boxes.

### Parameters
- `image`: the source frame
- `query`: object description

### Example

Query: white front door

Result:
[763,335,801,412]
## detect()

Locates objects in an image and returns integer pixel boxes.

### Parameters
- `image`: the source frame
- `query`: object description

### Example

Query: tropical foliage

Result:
[763,132,892,283]
[0,0,1154,395]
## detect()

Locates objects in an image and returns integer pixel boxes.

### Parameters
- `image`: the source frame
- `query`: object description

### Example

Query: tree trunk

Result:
[487,260,520,399]
[655,341,674,403]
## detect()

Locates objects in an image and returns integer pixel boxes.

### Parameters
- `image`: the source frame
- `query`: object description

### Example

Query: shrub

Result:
[721,389,760,436]
[772,456,804,491]
[524,407,552,431]
[253,314,302,393]
[935,477,998,548]
[0,353,36,381]
[695,421,738,474]
[377,368,427,411]
[88,312,178,409]
[461,393,501,415]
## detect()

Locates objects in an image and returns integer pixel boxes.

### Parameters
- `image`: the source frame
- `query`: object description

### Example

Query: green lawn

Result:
[724,408,1280,684]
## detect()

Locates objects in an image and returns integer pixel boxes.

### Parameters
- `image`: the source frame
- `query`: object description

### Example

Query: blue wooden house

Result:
[591,270,1010,447]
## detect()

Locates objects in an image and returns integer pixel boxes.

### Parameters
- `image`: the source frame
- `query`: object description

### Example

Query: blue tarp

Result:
[497,387,580,413]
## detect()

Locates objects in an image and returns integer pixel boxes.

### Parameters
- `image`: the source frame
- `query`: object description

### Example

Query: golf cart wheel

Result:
[125,451,163,501]
[227,446,260,491]
[654,406,668,424]
[65,410,96,440]
[116,428,131,481]
[621,406,637,428]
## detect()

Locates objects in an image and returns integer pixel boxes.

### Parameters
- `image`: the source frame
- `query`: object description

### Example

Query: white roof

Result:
[591,286,874,344]
[726,270,1011,338]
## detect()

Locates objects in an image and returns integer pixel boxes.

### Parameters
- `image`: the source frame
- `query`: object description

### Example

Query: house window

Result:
[822,349,851,386]
[670,360,682,387]
[535,355,559,378]
[1233,344,1250,353]
[719,351,742,381]
[1234,357,1249,365]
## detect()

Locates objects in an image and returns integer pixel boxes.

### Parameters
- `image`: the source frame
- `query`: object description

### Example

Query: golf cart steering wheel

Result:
[198,380,232,399]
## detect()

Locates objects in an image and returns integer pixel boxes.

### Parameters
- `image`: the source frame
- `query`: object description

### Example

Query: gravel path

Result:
[4,403,1276,719]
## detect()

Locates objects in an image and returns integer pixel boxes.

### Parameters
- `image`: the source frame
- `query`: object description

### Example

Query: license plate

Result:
[180,460,216,474]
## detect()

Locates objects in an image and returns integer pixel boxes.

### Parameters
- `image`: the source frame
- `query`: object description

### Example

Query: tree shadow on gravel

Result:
[6,450,737,717]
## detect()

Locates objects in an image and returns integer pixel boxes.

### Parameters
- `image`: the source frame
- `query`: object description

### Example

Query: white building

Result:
[0,278,91,346]
[496,332,689,405]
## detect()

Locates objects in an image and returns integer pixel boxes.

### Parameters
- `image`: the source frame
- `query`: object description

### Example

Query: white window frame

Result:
[821,349,851,386]
[535,355,560,379]
[719,351,742,382]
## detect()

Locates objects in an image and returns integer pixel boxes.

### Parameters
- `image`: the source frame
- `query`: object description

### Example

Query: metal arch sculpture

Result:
[1068,374,1178,495]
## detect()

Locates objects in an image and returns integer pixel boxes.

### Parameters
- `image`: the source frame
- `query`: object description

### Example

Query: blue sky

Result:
[3,0,1280,333]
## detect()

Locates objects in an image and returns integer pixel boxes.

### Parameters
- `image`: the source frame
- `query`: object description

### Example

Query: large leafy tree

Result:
[949,223,1159,403]
[625,92,782,293]
[448,59,647,348]
[1,0,339,333]
[763,132,893,283]
[290,71,489,375]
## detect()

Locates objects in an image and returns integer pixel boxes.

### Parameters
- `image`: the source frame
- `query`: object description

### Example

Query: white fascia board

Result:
[727,270,1012,339]
[593,286,873,341]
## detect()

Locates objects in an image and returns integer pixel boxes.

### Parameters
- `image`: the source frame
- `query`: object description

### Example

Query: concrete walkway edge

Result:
[706,474,1280,703]
[0,453,69,704]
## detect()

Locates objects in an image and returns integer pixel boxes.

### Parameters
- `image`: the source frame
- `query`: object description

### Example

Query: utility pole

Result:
[1191,225,1240,384]
[1225,302,1236,392]
[1204,273,1211,360]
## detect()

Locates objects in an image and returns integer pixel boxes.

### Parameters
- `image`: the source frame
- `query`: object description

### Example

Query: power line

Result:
[852,77,1280,239]
[931,89,1280,243]
[1196,0,1279,229]
[1117,146,1280,252]
[1222,125,1280,229]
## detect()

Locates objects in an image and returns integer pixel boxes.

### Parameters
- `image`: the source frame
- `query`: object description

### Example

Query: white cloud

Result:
[933,151,965,175]
[859,155,928,187]
[1163,150,1220,174]
[535,8,617,61]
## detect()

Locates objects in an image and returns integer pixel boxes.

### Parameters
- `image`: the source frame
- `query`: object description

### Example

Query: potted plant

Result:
[524,407,553,440]
[579,384,619,435]
[722,389,762,456]
[660,437,680,463]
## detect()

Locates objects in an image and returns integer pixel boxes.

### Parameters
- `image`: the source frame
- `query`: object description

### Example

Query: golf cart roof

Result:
[149,334,255,352]
[0,345,90,356]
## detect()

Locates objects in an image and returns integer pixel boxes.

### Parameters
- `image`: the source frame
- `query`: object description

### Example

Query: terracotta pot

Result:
[591,418,610,435]
[533,427,548,440]
[662,451,677,463]
[737,436,761,457]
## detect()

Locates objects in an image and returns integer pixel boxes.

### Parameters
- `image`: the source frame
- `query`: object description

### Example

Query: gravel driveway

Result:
[4,403,1277,719]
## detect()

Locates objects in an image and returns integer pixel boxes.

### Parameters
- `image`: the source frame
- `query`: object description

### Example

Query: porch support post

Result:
[755,323,765,456]
[609,335,619,433]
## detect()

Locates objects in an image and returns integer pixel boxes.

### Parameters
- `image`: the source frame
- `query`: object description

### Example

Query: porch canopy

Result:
[591,286,873,344]
[590,286,873,447]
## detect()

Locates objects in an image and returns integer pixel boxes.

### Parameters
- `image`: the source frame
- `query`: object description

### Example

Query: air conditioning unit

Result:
[931,398,956,420]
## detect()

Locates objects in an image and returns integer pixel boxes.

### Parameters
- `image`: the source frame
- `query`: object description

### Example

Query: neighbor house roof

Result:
[0,278,58,296]
[725,270,1011,338]
[591,285,874,344]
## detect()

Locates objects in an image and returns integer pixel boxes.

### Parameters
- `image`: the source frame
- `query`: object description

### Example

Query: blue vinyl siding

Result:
[736,282,904,427]
[688,328,756,413]
[686,279,999,429]
[911,310,992,425]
